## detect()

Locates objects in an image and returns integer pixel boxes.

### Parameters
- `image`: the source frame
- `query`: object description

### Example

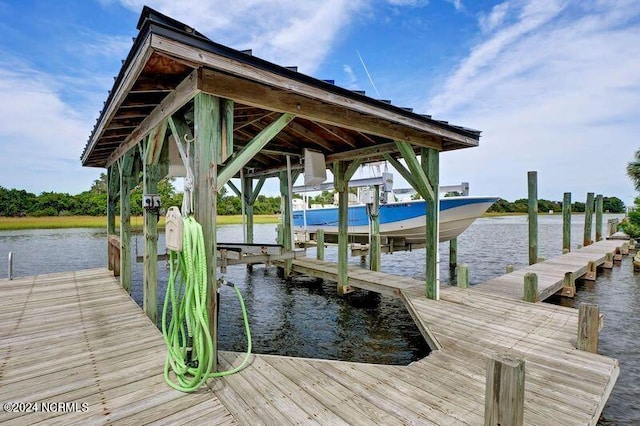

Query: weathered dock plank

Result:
[471,239,624,300]
[0,269,234,425]
[0,263,619,425]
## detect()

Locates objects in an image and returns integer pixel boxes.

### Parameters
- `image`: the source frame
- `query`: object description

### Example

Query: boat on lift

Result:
[291,173,498,243]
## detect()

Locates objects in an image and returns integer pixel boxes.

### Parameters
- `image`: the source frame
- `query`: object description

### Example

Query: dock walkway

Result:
[1,259,620,424]
[472,239,626,300]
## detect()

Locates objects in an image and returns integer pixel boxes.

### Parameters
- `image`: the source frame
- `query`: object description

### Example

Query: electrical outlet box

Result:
[359,188,374,204]
[143,194,161,209]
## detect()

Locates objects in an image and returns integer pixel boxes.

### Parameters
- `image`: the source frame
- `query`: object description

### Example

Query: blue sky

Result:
[1,0,639,203]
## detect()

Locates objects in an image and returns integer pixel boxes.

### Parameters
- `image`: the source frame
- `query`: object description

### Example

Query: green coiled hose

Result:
[162,216,252,392]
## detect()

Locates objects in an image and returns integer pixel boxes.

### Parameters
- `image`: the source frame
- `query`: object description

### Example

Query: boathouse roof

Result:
[81,6,481,176]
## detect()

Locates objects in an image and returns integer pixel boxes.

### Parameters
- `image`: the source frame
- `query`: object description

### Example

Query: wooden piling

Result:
[528,171,538,265]
[449,238,458,270]
[524,272,538,303]
[423,147,439,300]
[193,92,221,373]
[107,165,117,270]
[603,252,614,269]
[578,303,600,353]
[583,260,597,281]
[316,229,325,261]
[560,271,575,297]
[334,160,361,294]
[369,185,381,272]
[456,264,469,288]
[584,192,595,246]
[143,153,160,325]
[506,264,514,273]
[118,149,134,294]
[595,194,603,242]
[562,192,571,253]
[279,170,293,277]
[484,354,525,426]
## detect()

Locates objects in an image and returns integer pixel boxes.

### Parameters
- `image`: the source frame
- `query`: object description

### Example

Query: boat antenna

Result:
[356,50,381,99]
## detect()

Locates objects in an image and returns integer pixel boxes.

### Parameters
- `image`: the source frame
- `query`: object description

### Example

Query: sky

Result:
[0,0,639,204]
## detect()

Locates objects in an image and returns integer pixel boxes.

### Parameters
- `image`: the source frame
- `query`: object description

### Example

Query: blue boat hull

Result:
[293,196,499,242]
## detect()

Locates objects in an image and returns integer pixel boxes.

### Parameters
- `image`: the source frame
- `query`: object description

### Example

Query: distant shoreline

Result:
[0,215,280,231]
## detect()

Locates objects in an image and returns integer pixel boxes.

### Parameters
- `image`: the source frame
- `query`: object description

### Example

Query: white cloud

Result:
[478,2,510,33]
[116,0,365,74]
[446,0,464,11]
[429,0,640,203]
[343,64,357,88]
[0,66,100,193]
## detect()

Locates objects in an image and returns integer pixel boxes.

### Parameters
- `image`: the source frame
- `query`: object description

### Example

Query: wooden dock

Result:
[0,269,235,425]
[1,256,621,424]
[472,239,627,301]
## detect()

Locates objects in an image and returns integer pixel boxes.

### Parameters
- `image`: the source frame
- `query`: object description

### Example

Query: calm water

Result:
[0,214,636,423]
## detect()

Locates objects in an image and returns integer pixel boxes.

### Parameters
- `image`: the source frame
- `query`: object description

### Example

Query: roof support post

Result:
[369,185,381,272]
[278,169,300,277]
[217,113,295,191]
[142,120,166,325]
[118,148,135,295]
[422,147,440,300]
[334,159,362,294]
[193,92,221,372]
[107,166,117,271]
[241,175,265,245]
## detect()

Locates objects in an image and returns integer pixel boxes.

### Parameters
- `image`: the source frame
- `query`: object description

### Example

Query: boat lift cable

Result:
[162,216,252,393]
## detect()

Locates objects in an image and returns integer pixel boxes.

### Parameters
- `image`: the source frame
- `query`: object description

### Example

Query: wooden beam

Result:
[82,35,153,165]
[217,113,295,191]
[382,154,423,197]
[395,141,435,202]
[286,120,334,150]
[314,122,357,147]
[249,176,266,204]
[193,92,219,373]
[241,176,254,244]
[152,36,475,146]
[197,68,446,150]
[226,180,241,197]
[145,119,168,165]
[316,229,325,261]
[106,69,200,167]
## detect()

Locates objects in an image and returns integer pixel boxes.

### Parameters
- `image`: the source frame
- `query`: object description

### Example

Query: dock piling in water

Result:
[506,264,514,273]
[584,192,595,246]
[578,303,600,353]
[595,194,603,242]
[7,252,13,280]
[316,229,325,261]
[563,192,571,253]
[449,238,458,270]
[527,171,538,265]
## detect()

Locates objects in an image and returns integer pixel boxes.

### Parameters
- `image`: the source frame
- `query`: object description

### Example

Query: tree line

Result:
[0,174,626,217]
[487,197,625,214]
[0,174,284,217]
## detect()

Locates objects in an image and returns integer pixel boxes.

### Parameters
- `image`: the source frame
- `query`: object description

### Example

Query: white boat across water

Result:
[292,196,499,243]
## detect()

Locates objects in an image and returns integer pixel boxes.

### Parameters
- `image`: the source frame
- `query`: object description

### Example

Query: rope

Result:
[162,216,252,392]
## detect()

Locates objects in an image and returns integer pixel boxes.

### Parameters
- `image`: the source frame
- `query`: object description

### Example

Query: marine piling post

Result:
[595,194,603,242]
[562,192,571,253]
[584,192,595,246]
[528,171,538,265]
